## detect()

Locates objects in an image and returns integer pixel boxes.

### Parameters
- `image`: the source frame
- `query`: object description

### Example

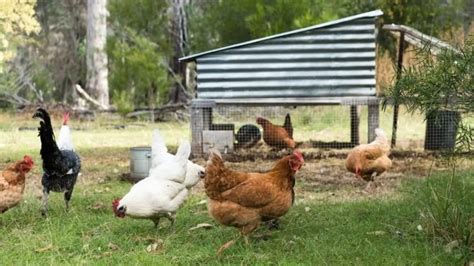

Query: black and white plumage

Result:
[33,108,81,216]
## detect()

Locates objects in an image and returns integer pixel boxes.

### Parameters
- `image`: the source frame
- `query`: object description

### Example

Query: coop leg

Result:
[191,101,214,157]
[368,104,379,142]
[350,105,360,146]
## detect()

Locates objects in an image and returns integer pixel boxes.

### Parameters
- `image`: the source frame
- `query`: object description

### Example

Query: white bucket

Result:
[129,146,152,181]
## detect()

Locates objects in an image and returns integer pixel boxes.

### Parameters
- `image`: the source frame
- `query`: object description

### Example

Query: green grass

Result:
[1,172,470,264]
[0,111,472,264]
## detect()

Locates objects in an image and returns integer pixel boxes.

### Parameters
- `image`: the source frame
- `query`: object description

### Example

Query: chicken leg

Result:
[166,212,176,232]
[41,188,49,216]
[152,217,161,228]
[217,222,257,256]
[64,188,73,211]
[217,234,242,256]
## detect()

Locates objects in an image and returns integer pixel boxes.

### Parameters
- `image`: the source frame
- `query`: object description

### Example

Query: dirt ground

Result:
[18,143,471,204]
[190,149,464,203]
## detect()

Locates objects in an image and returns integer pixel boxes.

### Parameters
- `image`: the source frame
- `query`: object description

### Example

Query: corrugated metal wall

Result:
[196,18,377,99]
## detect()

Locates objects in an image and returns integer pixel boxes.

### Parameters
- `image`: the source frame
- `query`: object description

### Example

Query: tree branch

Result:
[75,84,109,110]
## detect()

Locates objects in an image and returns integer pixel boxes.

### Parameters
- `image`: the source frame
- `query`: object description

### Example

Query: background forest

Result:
[0,0,472,113]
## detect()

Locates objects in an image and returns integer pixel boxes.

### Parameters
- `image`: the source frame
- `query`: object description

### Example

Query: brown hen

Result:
[203,149,304,255]
[0,156,34,213]
[257,113,295,149]
[346,128,392,184]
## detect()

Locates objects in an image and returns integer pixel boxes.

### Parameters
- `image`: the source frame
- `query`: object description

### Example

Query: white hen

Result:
[112,140,193,228]
[149,129,204,188]
[57,112,74,151]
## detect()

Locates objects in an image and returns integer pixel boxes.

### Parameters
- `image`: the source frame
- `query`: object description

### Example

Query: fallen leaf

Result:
[188,223,214,231]
[146,239,164,253]
[132,236,156,244]
[444,240,460,253]
[35,244,53,253]
[108,242,119,251]
[366,231,386,235]
[304,207,311,212]
[89,202,105,210]
[416,224,423,231]
[195,200,207,205]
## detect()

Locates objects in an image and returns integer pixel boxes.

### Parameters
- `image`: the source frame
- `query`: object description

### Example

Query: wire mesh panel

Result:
[191,101,471,157]
[212,105,354,150]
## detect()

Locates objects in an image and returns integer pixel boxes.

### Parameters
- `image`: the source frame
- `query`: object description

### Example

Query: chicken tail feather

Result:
[375,128,386,139]
[33,108,59,158]
[374,128,389,145]
[174,140,191,167]
[151,129,169,167]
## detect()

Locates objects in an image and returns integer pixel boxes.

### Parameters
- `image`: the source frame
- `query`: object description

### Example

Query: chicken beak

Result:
[198,170,205,178]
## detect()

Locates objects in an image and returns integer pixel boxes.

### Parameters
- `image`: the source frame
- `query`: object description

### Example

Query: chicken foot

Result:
[266,219,280,230]
[166,212,176,232]
[151,213,176,231]
[217,234,250,256]
[363,172,379,192]
[152,218,161,229]
[64,189,73,212]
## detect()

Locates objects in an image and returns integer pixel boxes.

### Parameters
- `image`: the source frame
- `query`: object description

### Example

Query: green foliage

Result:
[245,0,337,38]
[107,0,171,110]
[385,40,473,116]
[187,0,337,53]
[408,171,474,260]
[32,0,87,102]
[112,90,134,116]
[337,0,466,60]
[0,0,40,72]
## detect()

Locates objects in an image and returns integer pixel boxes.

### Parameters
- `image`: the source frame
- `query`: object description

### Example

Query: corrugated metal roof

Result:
[180,9,383,62]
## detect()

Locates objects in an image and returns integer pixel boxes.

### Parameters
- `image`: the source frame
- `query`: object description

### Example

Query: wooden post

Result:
[190,100,215,157]
[391,31,405,148]
[368,103,379,142]
[350,105,359,146]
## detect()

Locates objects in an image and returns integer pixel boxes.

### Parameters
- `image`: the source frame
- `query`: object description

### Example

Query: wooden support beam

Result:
[368,104,379,142]
[190,106,213,157]
[391,31,405,148]
[350,105,360,146]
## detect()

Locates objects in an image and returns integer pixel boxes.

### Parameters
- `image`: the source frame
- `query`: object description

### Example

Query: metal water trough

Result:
[129,146,152,182]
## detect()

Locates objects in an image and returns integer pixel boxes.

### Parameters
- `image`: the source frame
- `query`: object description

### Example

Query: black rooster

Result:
[235,124,261,149]
[33,108,81,216]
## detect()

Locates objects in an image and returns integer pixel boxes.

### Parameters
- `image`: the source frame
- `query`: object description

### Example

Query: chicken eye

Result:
[118,206,125,212]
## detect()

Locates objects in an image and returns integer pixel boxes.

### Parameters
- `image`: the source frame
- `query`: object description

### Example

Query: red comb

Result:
[23,155,34,164]
[62,112,70,125]
[293,150,304,162]
[112,198,120,211]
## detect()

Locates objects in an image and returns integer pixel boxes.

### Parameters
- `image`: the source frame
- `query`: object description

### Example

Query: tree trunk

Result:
[168,0,190,104]
[86,0,109,108]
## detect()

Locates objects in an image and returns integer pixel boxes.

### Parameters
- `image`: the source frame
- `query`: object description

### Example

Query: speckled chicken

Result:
[33,108,81,216]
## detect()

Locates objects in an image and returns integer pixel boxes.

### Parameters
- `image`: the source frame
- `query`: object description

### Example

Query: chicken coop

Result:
[180,10,384,156]
[181,8,470,157]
